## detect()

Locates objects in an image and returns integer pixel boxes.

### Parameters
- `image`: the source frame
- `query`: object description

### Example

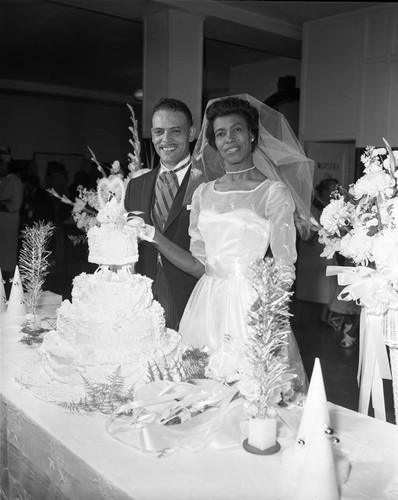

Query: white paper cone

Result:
[0,268,7,314]
[6,265,26,323]
[296,408,340,500]
[296,357,330,446]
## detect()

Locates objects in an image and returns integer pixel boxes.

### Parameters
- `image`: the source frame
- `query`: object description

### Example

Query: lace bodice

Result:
[189,179,297,277]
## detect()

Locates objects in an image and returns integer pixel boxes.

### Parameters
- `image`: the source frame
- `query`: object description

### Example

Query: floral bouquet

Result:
[69,184,99,233]
[317,138,398,422]
[205,259,296,421]
[318,139,398,280]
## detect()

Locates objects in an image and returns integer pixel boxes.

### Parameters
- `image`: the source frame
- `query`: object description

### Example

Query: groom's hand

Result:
[126,213,145,227]
[126,213,155,242]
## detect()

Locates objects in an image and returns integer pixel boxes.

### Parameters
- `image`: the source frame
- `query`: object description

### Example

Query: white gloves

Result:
[275,263,295,290]
[125,213,155,242]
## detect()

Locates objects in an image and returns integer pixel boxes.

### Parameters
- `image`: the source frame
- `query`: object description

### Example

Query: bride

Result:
[131,94,314,389]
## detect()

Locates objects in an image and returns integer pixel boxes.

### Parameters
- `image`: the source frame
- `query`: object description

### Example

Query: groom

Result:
[124,98,198,331]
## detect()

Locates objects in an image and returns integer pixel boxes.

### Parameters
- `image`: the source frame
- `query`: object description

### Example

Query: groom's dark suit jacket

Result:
[124,165,197,327]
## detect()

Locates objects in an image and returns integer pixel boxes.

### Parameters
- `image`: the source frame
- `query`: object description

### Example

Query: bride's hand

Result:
[126,214,155,242]
[275,264,295,290]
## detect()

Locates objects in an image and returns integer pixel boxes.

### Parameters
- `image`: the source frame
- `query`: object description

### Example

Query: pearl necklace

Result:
[225,166,256,174]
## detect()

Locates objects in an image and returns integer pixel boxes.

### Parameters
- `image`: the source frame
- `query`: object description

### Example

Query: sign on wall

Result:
[305,142,355,190]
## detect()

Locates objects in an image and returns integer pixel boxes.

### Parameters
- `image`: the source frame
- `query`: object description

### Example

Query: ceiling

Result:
[0,0,383,102]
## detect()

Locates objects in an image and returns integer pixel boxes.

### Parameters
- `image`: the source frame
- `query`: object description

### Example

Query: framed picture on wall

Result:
[33,152,84,188]
[305,141,356,190]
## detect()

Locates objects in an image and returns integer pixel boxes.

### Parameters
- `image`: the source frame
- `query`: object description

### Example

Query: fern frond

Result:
[19,221,55,313]
[146,362,156,382]
[57,368,134,414]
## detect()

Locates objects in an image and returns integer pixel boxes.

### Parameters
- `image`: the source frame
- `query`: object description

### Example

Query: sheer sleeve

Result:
[267,182,297,278]
[188,182,206,265]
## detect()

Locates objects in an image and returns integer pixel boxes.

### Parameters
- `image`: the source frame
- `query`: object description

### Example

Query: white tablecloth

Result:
[1,303,398,500]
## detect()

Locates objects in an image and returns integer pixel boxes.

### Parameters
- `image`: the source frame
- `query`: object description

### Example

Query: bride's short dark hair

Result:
[205,97,259,150]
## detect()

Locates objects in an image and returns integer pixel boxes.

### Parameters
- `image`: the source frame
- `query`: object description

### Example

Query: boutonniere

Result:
[186,204,192,211]
[190,167,202,181]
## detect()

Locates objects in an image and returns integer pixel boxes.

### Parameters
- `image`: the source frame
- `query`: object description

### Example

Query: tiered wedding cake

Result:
[35,176,181,400]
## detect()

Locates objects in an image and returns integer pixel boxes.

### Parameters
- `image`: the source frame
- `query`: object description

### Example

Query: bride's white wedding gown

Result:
[179,178,307,387]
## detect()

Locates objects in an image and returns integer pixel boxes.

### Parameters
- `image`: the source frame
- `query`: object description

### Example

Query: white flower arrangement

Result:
[71,185,99,233]
[318,139,398,288]
[205,337,245,384]
[318,141,398,422]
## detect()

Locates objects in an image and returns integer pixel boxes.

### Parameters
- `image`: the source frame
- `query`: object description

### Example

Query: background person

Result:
[295,178,340,323]
[0,146,23,298]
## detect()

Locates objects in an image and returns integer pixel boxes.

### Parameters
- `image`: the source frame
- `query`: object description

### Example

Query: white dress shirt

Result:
[159,155,191,187]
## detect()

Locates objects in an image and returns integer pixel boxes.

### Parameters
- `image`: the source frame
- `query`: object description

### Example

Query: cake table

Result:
[1,302,398,500]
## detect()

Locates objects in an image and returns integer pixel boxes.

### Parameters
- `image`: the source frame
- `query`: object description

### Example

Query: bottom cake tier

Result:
[23,266,182,403]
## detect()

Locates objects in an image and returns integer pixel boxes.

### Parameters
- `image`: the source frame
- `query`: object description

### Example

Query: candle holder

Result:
[25,312,42,332]
[243,416,280,455]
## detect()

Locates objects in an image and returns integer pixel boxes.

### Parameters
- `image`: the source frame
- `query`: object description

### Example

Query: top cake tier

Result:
[87,222,139,266]
[87,176,138,266]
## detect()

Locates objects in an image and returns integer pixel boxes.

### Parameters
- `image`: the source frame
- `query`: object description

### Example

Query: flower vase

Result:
[25,312,42,334]
[243,416,280,455]
[383,309,398,424]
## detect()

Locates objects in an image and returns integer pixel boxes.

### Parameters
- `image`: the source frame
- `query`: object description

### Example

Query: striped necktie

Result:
[152,159,191,230]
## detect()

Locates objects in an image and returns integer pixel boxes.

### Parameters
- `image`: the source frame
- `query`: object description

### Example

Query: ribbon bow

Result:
[326,266,395,421]
[326,265,398,315]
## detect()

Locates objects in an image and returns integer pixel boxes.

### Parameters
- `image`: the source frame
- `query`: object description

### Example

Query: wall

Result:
[143,9,203,137]
[0,91,135,184]
[1,55,300,183]
[301,3,398,147]
[229,57,301,103]
[359,5,398,146]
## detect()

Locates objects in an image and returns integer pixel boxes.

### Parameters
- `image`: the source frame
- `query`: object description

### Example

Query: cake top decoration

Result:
[96,176,126,223]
